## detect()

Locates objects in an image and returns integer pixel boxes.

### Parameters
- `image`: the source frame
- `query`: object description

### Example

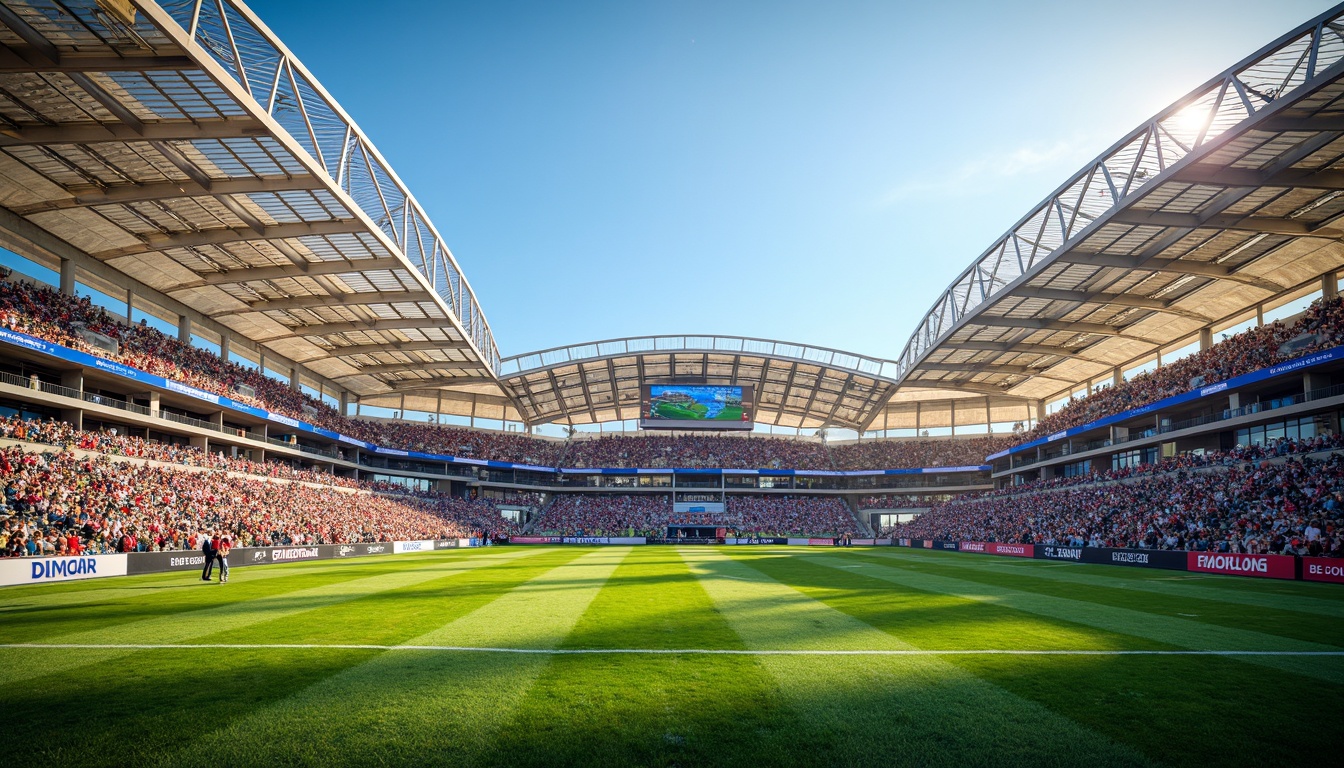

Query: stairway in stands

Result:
[843,496,875,537]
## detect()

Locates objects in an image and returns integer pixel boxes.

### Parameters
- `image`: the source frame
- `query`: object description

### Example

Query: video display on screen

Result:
[640,385,753,431]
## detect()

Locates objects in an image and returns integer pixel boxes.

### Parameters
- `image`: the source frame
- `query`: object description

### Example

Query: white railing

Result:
[500,335,901,380]
[151,0,500,372]
[894,6,1344,382]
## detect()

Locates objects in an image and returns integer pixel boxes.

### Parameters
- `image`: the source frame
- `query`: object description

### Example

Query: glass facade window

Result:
[1235,415,1329,447]
[1062,459,1091,478]
[1112,447,1158,471]
[367,474,431,492]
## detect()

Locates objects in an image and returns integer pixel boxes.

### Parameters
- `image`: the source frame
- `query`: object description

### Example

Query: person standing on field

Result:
[216,535,231,583]
[200,530,215,582]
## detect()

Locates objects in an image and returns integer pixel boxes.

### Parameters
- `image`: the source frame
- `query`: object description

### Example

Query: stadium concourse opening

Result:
[1,0,1344,765]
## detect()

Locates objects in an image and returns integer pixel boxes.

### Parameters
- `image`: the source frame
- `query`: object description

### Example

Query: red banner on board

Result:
[1187,552,1296,580]
[1302,557,1344,584]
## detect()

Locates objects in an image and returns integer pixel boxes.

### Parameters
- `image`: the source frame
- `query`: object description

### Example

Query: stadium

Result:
[0,0,1342,765]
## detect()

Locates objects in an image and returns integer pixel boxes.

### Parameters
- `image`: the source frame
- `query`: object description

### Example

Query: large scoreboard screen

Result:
[640,384,754,431]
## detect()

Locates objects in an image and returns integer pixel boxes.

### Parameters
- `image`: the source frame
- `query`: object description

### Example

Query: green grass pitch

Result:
[652,402,743,421]
[653,401,709,420]
[2,546,1341,767]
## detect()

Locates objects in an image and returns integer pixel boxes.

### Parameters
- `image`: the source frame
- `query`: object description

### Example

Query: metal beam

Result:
[1176,165,1344,191]
[175,257,406,288]
[947,340,1111,364]
[1057,252,1285,292]
[0,46,195,73]
[365,388,512,408]
[1257,115,1344,131]
[257,317,452,342]
[341,361,478,377]
[901,380,1018,397]
[7,176,325,215]
[974,316,1136,337]
[0,5,58,63]
[91,220,368,260]
[214,290,434,316]
[1108,209,1344,237]
[324,341,462,358]
[921,363,1042,375]
[384,376,497,391]
[0,119,270,147]
[1013,285,1215,323]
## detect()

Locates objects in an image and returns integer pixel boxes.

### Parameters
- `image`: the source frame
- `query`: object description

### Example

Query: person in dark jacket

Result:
[200,530,216,582]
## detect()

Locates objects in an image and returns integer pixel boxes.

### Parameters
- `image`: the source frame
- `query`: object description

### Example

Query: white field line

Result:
[3,643,1342,657]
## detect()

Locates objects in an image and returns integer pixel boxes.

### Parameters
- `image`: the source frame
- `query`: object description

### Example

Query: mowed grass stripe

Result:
[682,547,1154,768]
[730,550,1170,652]
[0,548,522,639]
[488,547,806,767]
[750,550,1344,767]
[0,548,585,768]
[159,547,630,768]
[0,548,495,609]
[856,548,1344,643]
[0,547,547,685]
[0,556,352,611]
[192,547,594,646]
[823,549,1344,682]
[881,549,1344,619]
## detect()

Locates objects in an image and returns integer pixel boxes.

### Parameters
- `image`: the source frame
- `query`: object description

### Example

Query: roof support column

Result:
[949,400,956,437]
[59,258,75,296]
[1112,367,1122,388]
[178,314,192,344]
[1324,271,1339,301]
[1199,327,1213,351]
[219,334,230,363]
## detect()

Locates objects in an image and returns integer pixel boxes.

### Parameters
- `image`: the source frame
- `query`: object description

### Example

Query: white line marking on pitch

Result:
[2,643,1341,657]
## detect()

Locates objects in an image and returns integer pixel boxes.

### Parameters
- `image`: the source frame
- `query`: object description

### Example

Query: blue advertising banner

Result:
[0,329,989,477]
[986,345,1344,460]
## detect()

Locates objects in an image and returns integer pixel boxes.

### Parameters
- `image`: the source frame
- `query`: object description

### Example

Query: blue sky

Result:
[252,0,1331,361]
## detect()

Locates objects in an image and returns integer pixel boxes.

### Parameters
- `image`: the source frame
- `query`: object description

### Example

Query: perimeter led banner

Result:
[639,384,754,431]
[0,554,127,586]
[1187,552,1297,580]
[1303,557,1344,583]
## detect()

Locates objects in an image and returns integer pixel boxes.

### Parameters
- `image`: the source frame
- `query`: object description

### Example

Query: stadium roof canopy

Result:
[0,0,501,406]
[882,4,1344,431]
[7,2,1344,434]
[497,335,901,430]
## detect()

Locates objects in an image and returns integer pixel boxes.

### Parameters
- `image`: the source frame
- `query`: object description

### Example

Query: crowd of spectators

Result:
[531,494,672,536]
[531,493,858,537]
[0,442,519,558]
[0,278,1025,472]
[1012,296,1344,448]
[16,277,1344,478]
[832,436,1009,470]
[724,496,858,537]
[358,422,561,466]
[0,414,363,488]
[562,434,833,470]
[0,278,561,464]
[902,436,1344,557]
[858,494,945,509]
